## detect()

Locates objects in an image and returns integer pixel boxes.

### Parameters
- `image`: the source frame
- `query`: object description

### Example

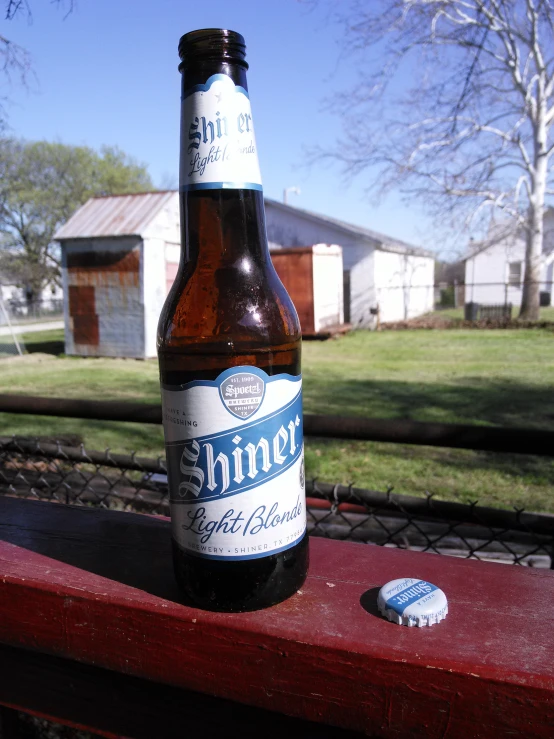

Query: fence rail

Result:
[1,436,552,568]
[0,297,63,324]
[1,394,553,456]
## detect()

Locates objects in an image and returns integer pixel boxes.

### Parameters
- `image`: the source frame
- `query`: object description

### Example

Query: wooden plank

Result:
[3,397,554,457]
[0,643,360,739]
[0,496,553,738]
[0,706,21,739]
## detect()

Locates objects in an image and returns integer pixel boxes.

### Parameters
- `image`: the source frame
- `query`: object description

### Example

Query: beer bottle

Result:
[157,29,309,612]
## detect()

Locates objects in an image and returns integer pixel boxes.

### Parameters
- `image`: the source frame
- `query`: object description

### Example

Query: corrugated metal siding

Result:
[55,191,177,240]
[66,243,144,358]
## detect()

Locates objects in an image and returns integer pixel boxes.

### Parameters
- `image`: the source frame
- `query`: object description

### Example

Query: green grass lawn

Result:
[1,327,553,512]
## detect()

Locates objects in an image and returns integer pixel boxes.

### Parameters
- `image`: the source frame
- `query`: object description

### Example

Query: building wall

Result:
[464,236,527,306]
[165,244,181,294]
[143,237,169,358]
[265,203,376,326]
[142,195,181,356]
[143,193,180,246]
[312,245,343,331]
[62,237,144,358]
[350,250,376,327]
[546,260,554,299]
[373,251,435,322]
[543,209,554,257]
[265,203,369,271]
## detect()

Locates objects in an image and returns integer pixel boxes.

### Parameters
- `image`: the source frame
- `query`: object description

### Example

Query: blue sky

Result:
[2,0,441,253]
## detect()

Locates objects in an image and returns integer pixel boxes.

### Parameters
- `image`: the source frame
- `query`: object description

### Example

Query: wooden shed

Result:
[270,244,344,334]
[55,192,180,359]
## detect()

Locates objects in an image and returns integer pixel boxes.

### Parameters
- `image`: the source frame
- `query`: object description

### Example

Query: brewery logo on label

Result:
[219,370,265,419]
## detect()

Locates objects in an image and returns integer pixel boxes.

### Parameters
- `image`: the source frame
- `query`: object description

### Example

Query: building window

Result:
[508,261,522,287]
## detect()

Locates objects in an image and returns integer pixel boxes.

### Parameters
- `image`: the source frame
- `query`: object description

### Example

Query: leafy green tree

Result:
[0,139,154,301]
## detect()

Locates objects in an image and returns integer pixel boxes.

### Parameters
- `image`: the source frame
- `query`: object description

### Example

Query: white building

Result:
[0,277,63,323]
[55,191,434,358]
[464,212,554,307]
[264,199,435,326]
[270,244,343,334]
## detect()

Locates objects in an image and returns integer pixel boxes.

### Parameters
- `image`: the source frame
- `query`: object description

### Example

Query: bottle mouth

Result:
[178,29,248,70]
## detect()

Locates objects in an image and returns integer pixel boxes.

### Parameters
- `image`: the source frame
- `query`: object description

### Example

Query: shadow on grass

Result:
[25,340,65,355]
[0,339,65,356]
[0,415,165,458]
[304,377,554,430]
[307,437,554,484]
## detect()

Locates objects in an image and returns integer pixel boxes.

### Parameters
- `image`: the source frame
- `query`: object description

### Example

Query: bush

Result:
[438,286,455,307]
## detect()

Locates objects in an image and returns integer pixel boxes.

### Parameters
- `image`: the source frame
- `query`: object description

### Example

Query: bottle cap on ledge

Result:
[377,578,448,627]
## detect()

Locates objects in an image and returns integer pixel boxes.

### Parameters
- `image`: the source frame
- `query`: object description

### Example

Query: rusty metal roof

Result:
[54,191,178,240]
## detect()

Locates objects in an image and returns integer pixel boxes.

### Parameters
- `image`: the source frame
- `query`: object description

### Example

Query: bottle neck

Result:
[179,60,267,266]
[181,58,247,96]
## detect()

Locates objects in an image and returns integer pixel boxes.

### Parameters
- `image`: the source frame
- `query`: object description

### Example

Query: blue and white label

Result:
[180,73,263,192]
[162,367,306,560]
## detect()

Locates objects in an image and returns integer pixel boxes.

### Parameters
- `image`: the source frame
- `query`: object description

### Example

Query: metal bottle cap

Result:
[377,578,448,627]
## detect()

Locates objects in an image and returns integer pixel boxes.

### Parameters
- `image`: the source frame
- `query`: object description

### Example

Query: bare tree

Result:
[0,1,74,123]
[318,0,554,319]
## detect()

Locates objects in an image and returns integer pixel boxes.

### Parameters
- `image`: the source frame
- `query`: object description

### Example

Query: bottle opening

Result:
[178,28,248,69]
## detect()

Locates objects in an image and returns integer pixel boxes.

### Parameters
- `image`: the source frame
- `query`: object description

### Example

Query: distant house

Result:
[0,273,62,323]
[264,199,435,326]
[464,212,554,306]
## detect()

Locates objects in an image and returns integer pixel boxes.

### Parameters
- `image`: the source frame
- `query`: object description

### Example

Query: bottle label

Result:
[180,73,263,192]
[162,367,306,560]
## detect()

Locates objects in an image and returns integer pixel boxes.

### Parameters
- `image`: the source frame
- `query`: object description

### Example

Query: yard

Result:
[1,326,553,512]
[427,305,554,323]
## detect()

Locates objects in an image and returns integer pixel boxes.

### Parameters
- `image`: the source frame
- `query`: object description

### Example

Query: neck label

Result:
[180,73,263,192]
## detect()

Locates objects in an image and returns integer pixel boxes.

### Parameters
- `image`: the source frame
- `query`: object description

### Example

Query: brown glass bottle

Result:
[157,29,309,612]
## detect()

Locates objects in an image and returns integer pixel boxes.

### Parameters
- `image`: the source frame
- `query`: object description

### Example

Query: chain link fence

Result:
[0,297,63,324]
[1,435,552,568]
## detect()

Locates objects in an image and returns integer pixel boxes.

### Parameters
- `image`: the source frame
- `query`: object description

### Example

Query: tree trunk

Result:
[520,85,548,321]
[519,205,543,320]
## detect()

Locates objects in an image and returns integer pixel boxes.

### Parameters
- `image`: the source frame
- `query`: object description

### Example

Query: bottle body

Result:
[159,337,309,612]
[157,31,308,612]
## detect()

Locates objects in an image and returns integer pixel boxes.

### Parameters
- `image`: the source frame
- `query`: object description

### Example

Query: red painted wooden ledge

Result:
[0,496,553,739]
